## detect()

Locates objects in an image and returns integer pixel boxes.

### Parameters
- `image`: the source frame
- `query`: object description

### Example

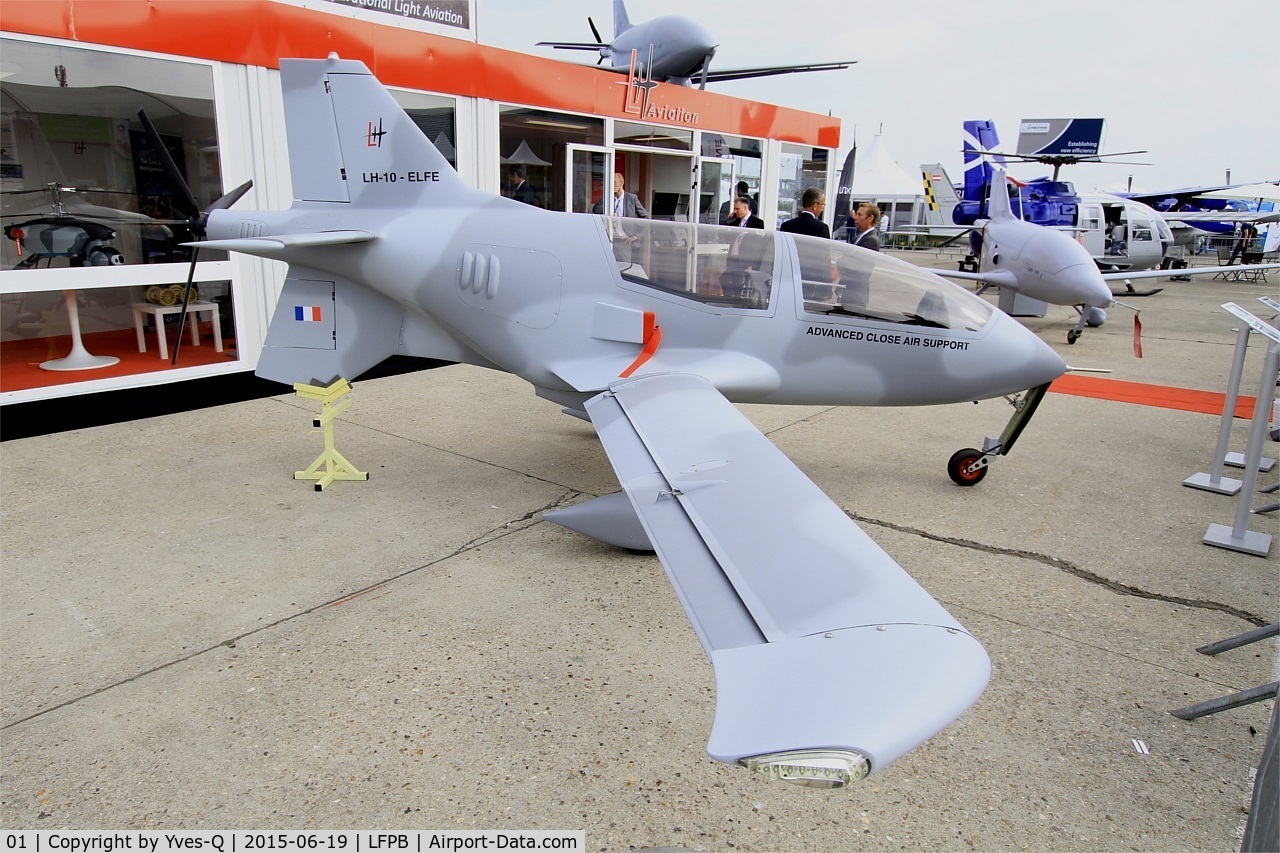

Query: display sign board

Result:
[274,0,475,39]
[1016,118,1105,159]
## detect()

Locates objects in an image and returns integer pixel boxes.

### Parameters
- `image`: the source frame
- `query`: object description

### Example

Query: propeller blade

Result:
[136,110,201,221]
[588,16,602,44]
[170,246,200,366]
[698,53,712,90]
[206,180,253,213]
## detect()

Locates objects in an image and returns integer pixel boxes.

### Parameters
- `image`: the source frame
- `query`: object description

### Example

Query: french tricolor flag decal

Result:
[294,306,323,322]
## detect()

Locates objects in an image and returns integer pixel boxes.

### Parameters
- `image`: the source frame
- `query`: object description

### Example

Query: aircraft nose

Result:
[1060,262,1113,309]
[987,310,1067,392]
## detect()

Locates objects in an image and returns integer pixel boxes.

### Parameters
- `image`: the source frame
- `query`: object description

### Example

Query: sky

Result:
[473,0,1278,194]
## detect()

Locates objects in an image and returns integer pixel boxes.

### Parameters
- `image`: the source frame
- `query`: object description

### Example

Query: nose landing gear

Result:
[947,382,1052,486]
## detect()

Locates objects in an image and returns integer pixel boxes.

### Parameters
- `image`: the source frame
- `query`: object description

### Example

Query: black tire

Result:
[947,448,987,487]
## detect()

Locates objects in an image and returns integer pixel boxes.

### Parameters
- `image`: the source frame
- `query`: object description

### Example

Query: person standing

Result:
[780,188,830,238]
[594,173,650,263]
[846,202,882,251]
[506,165,541,207]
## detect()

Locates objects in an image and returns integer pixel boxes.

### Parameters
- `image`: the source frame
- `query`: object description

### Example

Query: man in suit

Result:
[780,188,830,238]
[845,202,882,251]
[727,196,763,230]
[506,165,541,207]
[594,173,650,263]
[719,181,754,224]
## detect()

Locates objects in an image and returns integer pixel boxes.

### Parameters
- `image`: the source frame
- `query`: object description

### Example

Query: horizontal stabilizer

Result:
[585,373,989,778]
[190,231,376,255]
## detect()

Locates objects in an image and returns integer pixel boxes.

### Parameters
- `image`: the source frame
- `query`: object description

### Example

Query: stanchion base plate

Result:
[1203,523,1273,557]
[1183,472,1243,495]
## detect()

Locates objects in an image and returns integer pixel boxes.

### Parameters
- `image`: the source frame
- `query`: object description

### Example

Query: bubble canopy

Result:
[603,218,994,332]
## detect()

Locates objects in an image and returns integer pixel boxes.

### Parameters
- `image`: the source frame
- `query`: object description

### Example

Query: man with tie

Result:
[845,202,882,251]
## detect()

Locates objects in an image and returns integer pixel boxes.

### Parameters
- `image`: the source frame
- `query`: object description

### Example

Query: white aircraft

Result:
[537,0,855,89]
[937,171,1280,345]
[167,56,1074,788]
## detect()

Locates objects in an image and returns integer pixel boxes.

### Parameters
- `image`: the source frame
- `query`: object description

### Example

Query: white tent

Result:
[847,133,926,235]
[849,133,924,197]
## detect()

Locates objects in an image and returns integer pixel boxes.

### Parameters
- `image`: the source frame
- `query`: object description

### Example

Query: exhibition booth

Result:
[0,0,840,404]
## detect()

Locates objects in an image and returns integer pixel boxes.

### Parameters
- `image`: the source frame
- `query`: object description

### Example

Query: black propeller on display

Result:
[588,17,608,64]
[136,109,252,365]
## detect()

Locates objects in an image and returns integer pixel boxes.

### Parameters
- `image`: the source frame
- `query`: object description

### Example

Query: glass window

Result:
[0,280,237,393]
[702,133,761,223]
[614,121,692,152]
[1,39,222,270]
[499,107,603,212]
[611,219,774,310]
[390,89,456,168]
[798,237,992,331]
[778,144,829,226]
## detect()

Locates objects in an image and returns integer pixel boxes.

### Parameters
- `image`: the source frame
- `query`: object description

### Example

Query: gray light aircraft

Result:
[536,0,855,89]
[185,56,1071,788]
[938,171,1280,345]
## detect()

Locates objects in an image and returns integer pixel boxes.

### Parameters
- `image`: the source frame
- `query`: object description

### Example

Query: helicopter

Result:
[3,182,127,269]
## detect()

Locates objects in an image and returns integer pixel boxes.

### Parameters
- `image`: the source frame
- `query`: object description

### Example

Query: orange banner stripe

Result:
[1050,374,1257,419]
[2,0,840,147]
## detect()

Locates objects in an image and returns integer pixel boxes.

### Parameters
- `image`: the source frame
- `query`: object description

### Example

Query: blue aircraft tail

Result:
[962,120,1003,205]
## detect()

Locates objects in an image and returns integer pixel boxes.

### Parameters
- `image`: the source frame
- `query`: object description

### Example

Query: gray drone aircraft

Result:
[537,0,855,88]
[185,55,1071,788]
[940,171,1280,345]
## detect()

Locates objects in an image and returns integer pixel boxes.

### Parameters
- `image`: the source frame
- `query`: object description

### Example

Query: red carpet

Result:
[1050,374,1257,419]
[1,326,239,393]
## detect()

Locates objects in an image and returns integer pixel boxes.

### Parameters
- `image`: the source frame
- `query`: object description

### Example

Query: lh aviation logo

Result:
[366,118,387,147]
[620,48,700,126]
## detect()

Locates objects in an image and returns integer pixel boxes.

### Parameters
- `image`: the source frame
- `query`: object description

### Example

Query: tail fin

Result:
[614,0,631,38]
[280,56,482,210]
[961,119,1003,209]
[920,164,959,226]
[987,168,1016,221]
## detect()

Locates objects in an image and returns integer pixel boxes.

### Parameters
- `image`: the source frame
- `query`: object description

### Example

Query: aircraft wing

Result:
[534,41,607,51]
[1100,262,1280,282]
[935,268,1020,288]
[583,372,990,783]
[1158,210,1277,224]
[702,60,855,83]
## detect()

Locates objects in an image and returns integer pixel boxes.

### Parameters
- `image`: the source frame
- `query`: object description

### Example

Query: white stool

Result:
[131,301,223,361]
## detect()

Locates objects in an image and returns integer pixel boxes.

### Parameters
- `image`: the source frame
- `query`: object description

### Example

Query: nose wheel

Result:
[947,382,1052,486]
[1067,329,1082,345]
[947,447,990,486]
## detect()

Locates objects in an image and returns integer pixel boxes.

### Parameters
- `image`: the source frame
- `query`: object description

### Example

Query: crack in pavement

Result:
[1,490,583,732]
[849,511,1270,627]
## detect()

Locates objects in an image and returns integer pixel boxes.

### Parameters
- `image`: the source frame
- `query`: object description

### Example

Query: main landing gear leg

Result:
[947,382,1052,487]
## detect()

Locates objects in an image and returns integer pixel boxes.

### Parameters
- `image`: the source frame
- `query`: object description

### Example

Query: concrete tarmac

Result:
[1,262,1277,850]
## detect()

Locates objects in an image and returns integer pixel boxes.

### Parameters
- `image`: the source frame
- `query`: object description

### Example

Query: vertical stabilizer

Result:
[920,164,959,226]
[280,56,484,210]
[614,0,631,38]
[962,120,1003,209]
[987,168,1016,221]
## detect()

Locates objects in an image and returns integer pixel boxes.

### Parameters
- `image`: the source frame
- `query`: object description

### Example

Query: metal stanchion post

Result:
[1204,340,1279,556]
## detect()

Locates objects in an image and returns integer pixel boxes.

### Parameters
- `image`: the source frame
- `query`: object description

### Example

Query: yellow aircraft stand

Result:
[293,378,368,491]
